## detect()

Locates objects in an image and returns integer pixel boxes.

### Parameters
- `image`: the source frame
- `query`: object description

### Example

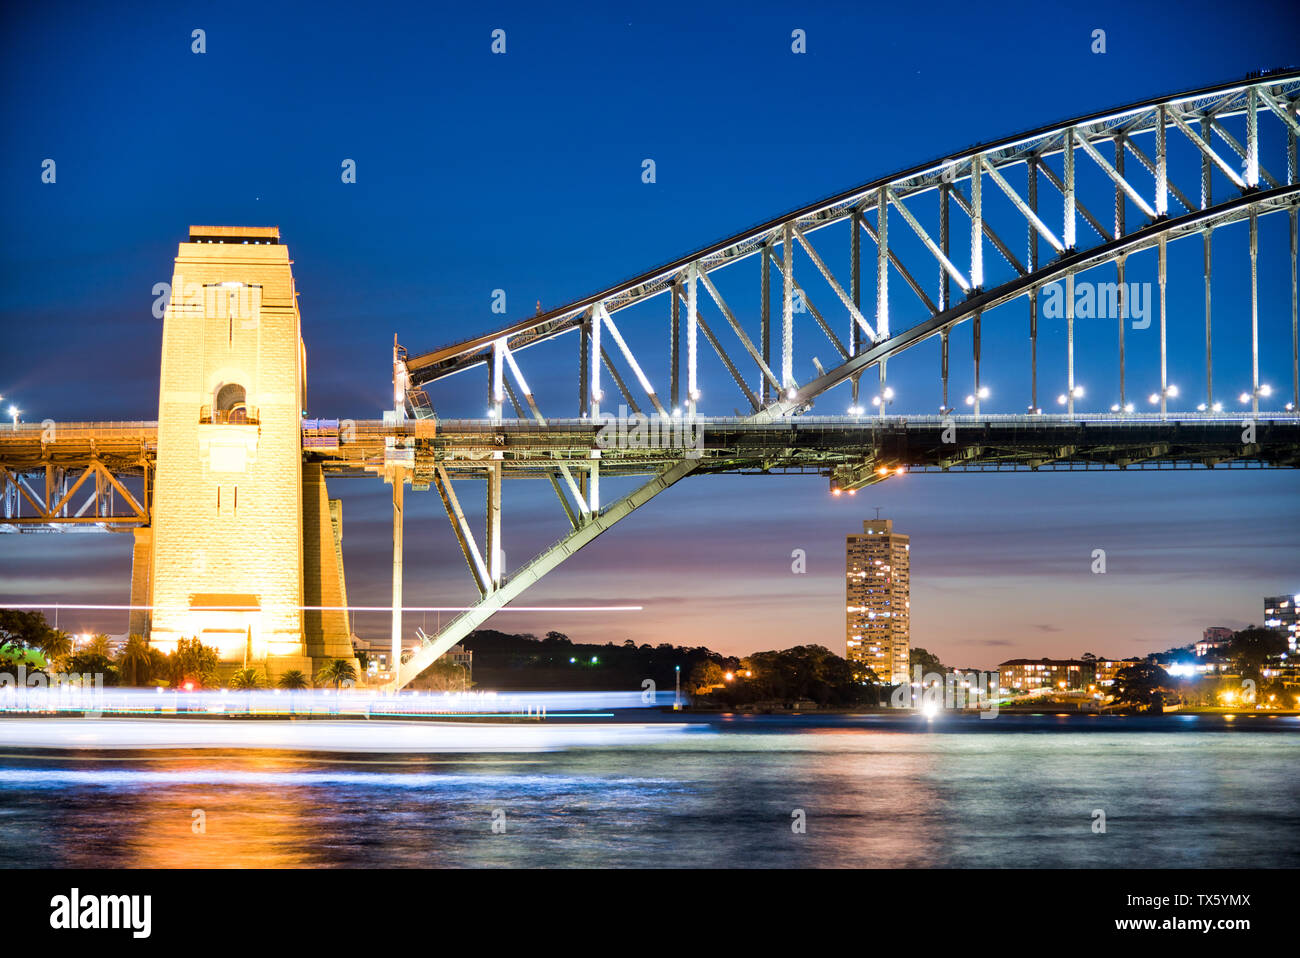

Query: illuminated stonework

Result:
[129,226,356,680]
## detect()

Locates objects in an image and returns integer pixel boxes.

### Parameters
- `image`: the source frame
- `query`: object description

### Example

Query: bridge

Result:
[2,71,1299,689]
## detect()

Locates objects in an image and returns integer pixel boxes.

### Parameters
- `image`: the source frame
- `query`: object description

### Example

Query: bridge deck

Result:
[1,415,1296,481]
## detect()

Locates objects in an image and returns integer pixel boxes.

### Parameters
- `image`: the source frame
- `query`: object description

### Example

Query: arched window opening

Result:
[211,383,250,424]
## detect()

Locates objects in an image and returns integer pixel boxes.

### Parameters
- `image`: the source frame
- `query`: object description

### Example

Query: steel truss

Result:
[388,72,1300,686]
[0,424,153,532]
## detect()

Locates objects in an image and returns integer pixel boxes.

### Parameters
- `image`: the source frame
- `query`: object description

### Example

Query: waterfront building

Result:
[999,658,1098,692]
[845,519,910,684]
[1094,657,1144,687]
[1264,595,1298,651]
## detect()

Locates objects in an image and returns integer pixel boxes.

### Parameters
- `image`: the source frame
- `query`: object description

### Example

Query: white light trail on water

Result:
[0,718,702,753]
[0,604,643,612]
[0,686,680,718]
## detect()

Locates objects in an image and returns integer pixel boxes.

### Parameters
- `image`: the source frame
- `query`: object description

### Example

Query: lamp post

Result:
[1056,385,1084,415]
[1148,383,1179,419]
[964,386,989,416]
[674,664,681,711]
[1238,383,1273,415]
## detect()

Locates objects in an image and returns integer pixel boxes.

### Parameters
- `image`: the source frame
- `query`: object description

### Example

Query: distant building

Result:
[999,658,1097,692]
[1196,627,1234,657]
[354,638,472,686]
[951,668,1001,699]
[445,644,473,679]
[1095,657,1144,687]
[1264,595,1298,651]
[845,518,910,684]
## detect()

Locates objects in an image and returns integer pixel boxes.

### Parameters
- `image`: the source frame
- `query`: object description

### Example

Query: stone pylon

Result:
[130,226,357,682]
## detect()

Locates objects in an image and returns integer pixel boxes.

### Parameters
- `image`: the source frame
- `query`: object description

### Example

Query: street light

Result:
[7,405,19,428]
[964,385,989,412]
[1239,383,1273,413]
[1057,385,1083,405]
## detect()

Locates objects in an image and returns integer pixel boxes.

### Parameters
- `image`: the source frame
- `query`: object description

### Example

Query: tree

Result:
[316,658,357,690]
[169,638,219,689]
[117,635,153,687]
[686,660,726,695]
[910,646,946,677]
[36,629,73,669]
[0,609,50,652]
[355,649,370,671]
[413,658,470,691]
[277,669,310,690]
[62,653,119,685]
[1112,662,1170,713]
[724,645,873,707]
[229,668,264,690]
[86,633,113,658]
[146,647,170,684]
[1227,627,1287,683]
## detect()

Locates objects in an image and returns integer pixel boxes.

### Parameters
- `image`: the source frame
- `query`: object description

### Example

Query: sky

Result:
[1,0,1298,669]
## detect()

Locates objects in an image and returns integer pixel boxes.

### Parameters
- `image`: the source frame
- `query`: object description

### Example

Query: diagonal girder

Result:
[431,464,492,596]
[397,457,700,688]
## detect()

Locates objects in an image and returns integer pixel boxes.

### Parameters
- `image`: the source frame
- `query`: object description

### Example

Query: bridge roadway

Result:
[1,414,1297,490]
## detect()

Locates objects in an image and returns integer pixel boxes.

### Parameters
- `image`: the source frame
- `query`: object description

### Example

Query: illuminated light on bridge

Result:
[3,73,1300,691]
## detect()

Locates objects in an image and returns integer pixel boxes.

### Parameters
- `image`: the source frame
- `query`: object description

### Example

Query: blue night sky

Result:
[1,0,1297,668]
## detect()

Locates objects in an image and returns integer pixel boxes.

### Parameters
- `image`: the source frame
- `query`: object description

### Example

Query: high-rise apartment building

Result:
[846,518,910,684]
[1264,595,1298,651]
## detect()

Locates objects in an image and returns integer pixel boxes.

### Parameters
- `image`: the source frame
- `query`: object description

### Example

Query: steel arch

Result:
[402,69,1300,423]
[390,71,1300,687]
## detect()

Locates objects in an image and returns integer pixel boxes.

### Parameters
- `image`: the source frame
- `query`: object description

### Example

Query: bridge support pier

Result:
[391,474,404,684]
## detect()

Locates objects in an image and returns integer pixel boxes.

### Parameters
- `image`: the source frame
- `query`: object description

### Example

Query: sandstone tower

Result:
[129,226,356,681]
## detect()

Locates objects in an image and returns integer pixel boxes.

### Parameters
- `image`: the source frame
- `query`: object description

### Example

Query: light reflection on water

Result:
[1,716,1297,867]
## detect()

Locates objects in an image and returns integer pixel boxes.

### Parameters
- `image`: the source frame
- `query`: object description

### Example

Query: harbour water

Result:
[1,713,1296,868]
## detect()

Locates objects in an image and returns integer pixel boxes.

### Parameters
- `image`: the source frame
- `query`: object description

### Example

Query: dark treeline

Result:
[451,629,733,693]
[448,630,871,707]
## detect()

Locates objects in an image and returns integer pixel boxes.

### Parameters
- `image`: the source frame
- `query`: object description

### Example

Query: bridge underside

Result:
[320,416,1300,480]
[7,414,1294,685]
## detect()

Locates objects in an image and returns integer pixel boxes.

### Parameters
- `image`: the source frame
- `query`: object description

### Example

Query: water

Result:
[0,713,1296,867]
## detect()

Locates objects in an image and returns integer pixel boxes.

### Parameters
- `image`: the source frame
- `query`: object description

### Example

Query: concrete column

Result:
[391,475,404,681]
